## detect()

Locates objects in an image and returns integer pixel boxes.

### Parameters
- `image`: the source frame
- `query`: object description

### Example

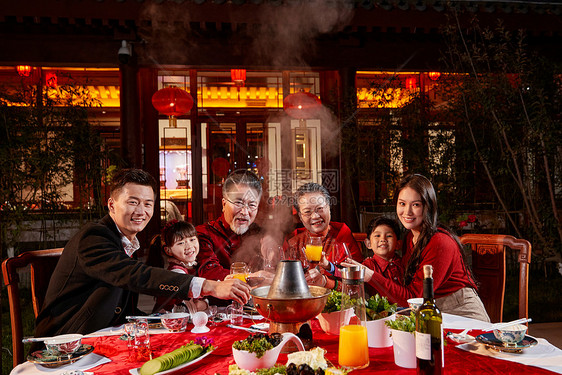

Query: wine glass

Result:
[305,236,323,269]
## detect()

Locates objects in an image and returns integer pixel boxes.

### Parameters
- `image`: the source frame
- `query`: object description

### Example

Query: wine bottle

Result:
[415,264,443,374]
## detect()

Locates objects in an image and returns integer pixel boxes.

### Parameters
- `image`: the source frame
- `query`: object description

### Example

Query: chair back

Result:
[2,248,63,367]
[460,234,531,322]
[352,232,367,245]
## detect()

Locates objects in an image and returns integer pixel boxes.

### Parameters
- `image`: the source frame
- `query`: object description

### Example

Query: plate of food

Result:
[129,342,214,375]
[27,344,94,368]
[476,332,538,353]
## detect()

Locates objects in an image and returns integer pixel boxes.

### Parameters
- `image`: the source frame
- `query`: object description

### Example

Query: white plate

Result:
[129,349,214,375]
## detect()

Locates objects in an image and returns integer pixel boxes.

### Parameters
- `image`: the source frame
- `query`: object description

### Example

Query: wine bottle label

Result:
[415,331,431,360]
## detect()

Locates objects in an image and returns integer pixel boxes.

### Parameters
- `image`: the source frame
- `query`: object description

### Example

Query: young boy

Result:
[361,217,404,295]
[336,217,404,296]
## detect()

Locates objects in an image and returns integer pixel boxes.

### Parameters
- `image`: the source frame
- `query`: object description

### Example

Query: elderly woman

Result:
[283,182,363,289]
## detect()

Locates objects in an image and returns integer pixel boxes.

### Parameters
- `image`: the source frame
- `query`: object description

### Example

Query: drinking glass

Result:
[133,319,152,362]
[229,262,248,325]
[208,305,218,326]
[230,262,249,282]
[305,236,323,269]
[227,303,244,325]
[124,322,136,348]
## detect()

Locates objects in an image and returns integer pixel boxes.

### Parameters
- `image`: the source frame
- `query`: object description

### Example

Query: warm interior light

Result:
[406,77,417,90]
[45,72,58,88]
[16,65,32,77]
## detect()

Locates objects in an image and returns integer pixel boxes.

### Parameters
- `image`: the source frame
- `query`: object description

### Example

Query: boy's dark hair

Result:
[223,169,262,197]
[161,220,197,248]
[110,168,157,198]
[366,216,401,239]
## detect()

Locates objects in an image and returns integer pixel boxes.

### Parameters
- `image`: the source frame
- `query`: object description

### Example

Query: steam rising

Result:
[252,1,354,68]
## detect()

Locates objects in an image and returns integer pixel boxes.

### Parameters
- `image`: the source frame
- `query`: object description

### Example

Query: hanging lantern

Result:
[405,77,417,90]
[428,72,441,81]
[152,87,194,128]
[45,72,58,88]
[231,69,246,101]
[16,65,32,77]
[283,89,322,127]
[231,69,246,87]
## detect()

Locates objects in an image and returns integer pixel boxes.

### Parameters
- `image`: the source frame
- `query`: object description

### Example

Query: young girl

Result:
[367,174,490,322]
[153,220,208,313]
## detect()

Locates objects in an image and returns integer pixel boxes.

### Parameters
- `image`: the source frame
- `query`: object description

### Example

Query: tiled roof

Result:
[92,0,562,15]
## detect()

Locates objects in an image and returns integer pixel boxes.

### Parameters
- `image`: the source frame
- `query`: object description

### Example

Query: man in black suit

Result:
[35,169,250,337]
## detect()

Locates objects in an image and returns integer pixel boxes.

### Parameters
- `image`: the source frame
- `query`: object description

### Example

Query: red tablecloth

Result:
[82,320,556,375]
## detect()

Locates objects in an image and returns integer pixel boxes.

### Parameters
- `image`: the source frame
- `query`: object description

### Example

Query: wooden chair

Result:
[352,232,367,256]
[352,232,367,245]
[460,234,531,323]
[2,248,63,367]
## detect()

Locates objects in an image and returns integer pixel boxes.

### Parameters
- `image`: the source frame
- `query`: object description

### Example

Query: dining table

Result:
[10,312,562,375]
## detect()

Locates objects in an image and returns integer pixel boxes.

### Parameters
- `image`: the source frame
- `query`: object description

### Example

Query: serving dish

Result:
[27,344,94,368]
[476,332,538,353]
[128,349,214,375]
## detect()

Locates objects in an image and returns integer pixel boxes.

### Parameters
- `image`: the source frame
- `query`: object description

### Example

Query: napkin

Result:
[457,338,562,374]
[442,312,494,330]
[10,353,110,375]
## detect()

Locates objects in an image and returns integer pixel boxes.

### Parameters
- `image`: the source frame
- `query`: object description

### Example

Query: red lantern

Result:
[428,72,441,81]
[405,77,417,90]
[283,90,322,120]
[231,69,246,101]
[152,87,194,127]
[231,69,246,87]
[16,65,32,77]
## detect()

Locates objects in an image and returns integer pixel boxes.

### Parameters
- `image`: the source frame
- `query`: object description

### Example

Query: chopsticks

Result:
[484,318,532,332]
[226,324,267,334]
[125,315,163,320]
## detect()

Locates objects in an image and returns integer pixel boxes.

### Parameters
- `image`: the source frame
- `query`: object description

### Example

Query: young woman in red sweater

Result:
[366,174,490,322]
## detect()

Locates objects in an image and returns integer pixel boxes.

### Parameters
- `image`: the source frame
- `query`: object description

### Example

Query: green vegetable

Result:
[365,294,398,321]
[385,312,416,333]
[139,342,204,375]
[232,337,274,358]
[256,364,287,374]
[322,290,343,313]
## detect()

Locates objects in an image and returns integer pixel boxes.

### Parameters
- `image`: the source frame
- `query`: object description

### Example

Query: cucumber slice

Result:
[139,343,205,375]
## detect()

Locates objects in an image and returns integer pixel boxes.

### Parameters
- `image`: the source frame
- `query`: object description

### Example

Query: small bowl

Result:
[232,332,304,372]
[407,298,423,311]
[317,308,354,335]
[493,324,528,346]
[160,312,190,332]
[44,334,82,355]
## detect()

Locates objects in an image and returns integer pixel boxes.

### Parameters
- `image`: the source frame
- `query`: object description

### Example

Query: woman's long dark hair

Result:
[398,174,476,286]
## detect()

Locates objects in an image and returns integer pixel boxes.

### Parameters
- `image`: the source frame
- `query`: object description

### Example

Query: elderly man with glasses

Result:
[196,170,269,281]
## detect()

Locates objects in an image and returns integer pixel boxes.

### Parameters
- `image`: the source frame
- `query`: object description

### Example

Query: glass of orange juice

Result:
[305,236,323,268]
[230,262,249,282]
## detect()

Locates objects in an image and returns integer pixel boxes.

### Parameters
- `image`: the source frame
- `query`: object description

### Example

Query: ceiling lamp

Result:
[283,89,322,127]
[16,65,32,77]
[151,87,194,128]
[428,72,441,81]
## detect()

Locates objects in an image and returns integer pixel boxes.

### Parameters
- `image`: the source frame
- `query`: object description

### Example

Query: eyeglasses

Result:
[224,197,259,212]
[300,205,328,218]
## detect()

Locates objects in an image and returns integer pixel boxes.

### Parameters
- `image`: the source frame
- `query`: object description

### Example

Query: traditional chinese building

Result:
[2,0,561,236]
